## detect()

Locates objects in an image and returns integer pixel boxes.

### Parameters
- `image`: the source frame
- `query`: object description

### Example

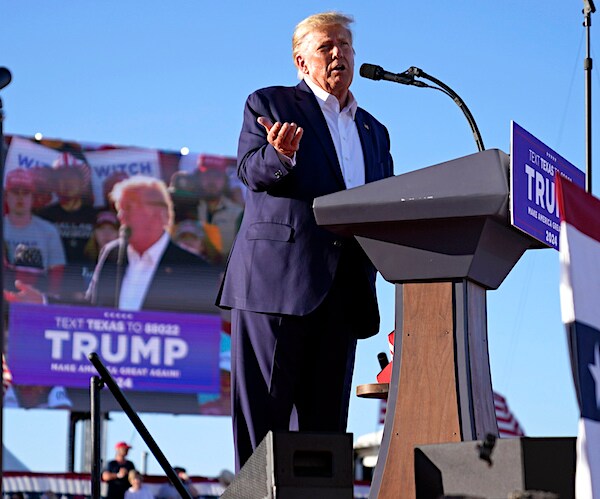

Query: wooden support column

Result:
[369,281,497,498]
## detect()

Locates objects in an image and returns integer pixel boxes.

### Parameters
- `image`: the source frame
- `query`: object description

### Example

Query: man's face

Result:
[295,24,354,104]
[57,171,84,200]
[116,446,129,459]
[6,188,33,216]
[118,187,169,238]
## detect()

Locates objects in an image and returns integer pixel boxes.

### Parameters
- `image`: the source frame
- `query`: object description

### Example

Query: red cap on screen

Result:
[115,441,131,449]
[5,169,35,191]
[197,154,229,173]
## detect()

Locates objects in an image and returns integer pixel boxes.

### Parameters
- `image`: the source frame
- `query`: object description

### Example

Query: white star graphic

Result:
[588,342,600,409]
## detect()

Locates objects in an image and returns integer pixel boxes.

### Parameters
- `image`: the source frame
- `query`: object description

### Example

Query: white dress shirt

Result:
[119,231,170,311]
[304,77,366,189]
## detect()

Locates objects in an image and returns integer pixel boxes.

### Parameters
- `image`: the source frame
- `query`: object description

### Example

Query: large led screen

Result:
[2,134,241,415]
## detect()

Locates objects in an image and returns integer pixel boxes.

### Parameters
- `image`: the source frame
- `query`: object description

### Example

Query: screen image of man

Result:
[86,175,218,314]
[217,12,394,469]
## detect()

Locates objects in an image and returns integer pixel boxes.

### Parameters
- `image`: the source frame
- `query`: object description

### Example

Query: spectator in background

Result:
[83,211,121,263]
[168,170,201,223]
[30,166,54,210]
[80,210,120,292]
[3,168,65,297]
[197,156,243,262]
[102,441,136,499]
[124,470,154,499]
[38,153,98,301]
[156,466,199,499]
[172,219,207,258]
[5,384,72,409]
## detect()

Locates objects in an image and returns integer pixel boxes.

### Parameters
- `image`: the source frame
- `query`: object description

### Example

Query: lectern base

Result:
[221,431,354,499]
[414,437,575,499]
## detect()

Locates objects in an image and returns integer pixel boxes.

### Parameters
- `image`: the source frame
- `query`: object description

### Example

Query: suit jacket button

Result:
[275,169,282,178]
[333,240,342,247]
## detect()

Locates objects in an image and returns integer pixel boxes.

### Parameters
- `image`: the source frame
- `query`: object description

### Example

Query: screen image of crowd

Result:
[2,134,242,416]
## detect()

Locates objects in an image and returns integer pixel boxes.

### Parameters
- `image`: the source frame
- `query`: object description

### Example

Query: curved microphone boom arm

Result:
[407,66,485,152]
[359,63,485,153]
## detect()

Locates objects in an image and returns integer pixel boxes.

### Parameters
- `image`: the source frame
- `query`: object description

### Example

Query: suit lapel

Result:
[294,81,346,189]
[142,242,175,309]
[355,109,378,184]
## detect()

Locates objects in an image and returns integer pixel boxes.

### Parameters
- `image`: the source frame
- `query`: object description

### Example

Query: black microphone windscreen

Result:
[377,352,389,369]
[359,63,382,81]
[0,67,12,90]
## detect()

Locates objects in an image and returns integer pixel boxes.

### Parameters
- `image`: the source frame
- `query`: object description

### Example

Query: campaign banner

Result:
[4,136,61,180]
[8,303,221,394]
[85,148,162,207]
[510,121,585,249]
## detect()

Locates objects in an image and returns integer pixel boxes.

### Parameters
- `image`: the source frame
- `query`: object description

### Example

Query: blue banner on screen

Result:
[8,303,221,393]
[510,121,585,250]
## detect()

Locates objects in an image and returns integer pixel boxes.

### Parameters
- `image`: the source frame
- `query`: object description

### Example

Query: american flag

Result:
[557,176,600,498]
[493,391,525,438]
[376,333,525,438]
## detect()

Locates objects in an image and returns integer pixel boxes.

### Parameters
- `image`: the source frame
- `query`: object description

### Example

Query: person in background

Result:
[81,210,120,291]
[124,470,154,499]
[102,441,136,499]
[168,170,201,223]
[172,219,207,258]
[217,11,394,470]
[38,152,97,302]
[83,211,120,263]
[156,466,199,499]
[3,168,66,297]
[197,155,243,263]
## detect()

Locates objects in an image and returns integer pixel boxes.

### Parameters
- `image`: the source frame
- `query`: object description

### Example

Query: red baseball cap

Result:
[5,169,35,191]
[95,211,119,228]
[115,441,131,449]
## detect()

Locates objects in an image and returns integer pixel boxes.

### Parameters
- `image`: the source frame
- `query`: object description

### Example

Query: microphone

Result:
[360,63,427,87]
[377,352,389,370]
[114,225,131,308]
[0,67,12,90]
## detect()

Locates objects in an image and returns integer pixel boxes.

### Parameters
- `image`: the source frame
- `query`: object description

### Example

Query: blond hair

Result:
[110,175,174,230]
[292,12,354,79]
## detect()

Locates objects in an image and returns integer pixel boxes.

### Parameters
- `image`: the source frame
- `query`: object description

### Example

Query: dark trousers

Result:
[231,264,361,471]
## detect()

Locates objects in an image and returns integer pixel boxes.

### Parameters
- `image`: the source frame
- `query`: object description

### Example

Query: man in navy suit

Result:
[87,175,219,314]
[218,11,394,469]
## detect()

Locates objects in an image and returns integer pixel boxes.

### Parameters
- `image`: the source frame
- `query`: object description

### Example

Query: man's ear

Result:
[295,54,309,75]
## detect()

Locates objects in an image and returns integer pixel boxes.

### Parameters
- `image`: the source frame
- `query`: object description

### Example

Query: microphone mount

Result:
[360,63,486,153]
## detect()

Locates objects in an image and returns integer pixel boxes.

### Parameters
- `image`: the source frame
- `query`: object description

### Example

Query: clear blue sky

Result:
[1,0,595,477]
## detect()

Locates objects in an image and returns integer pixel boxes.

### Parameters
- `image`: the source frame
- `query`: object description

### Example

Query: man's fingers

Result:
[290,127,304,149]
[257,116,274,132]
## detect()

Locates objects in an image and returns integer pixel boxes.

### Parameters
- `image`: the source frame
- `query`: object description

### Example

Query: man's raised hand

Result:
[257,116,303,158]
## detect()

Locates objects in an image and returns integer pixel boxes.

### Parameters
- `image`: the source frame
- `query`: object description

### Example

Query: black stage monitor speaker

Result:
[414,437,575,499]
[222,431,354,499]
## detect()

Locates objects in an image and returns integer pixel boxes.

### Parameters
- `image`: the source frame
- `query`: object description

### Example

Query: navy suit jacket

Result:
[88,238,220,314]
[218,81,394,338]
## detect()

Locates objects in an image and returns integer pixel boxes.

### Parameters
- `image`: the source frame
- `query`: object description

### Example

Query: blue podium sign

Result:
[510,121,585,250]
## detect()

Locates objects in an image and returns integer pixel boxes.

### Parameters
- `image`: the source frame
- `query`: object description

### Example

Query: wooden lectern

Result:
[313,149,541,498]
